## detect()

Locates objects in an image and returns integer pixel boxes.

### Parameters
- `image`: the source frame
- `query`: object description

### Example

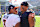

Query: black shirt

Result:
[18,12,32,27]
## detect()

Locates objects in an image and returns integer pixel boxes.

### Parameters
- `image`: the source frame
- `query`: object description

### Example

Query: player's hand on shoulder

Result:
[29,13,35,18]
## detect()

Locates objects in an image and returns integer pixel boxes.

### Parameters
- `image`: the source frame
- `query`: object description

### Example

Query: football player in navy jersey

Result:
[18,2,35,27]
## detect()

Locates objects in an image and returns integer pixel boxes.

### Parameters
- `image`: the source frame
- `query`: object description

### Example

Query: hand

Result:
[29,13,35,18]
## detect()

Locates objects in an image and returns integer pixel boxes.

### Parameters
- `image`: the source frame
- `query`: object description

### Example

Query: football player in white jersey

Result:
[2,5,20,27]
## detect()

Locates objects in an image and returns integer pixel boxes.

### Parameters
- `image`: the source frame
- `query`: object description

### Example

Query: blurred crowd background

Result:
[0,0,40,15]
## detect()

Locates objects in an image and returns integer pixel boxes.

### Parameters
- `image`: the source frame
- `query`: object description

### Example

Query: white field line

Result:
[35,16,40,17]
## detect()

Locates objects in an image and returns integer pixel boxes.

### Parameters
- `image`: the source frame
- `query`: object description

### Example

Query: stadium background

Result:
[0,0,40,27]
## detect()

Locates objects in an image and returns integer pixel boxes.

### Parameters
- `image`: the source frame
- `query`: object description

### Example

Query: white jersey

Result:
[2,13,11,27]
[6,14,20,27]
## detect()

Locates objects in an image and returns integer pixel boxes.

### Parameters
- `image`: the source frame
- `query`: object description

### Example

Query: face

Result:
[10,8,16,14]
[20,5,28,12]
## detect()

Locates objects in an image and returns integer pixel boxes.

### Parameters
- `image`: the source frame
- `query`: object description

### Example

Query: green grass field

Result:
[0,15,40,27]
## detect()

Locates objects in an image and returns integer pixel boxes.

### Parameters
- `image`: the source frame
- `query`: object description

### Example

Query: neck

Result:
[22,10,27,14]
[9,12,13,14]
[22,11,26,14]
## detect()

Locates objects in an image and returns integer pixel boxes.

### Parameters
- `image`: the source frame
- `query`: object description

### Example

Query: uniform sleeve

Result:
[16,15,20,22]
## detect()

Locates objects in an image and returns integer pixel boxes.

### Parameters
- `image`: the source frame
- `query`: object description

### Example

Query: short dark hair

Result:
[21,2,29,6]
[8,5,15,12]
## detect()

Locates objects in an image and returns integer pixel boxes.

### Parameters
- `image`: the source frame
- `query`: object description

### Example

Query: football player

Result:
[2,5,20,27]
[18,2,35,27]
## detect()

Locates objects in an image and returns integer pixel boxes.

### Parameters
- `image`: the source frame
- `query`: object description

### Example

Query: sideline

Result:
[35,16,40,17]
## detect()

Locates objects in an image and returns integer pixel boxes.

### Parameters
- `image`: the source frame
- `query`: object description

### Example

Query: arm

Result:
[2,15,6,27]
[15,22,20,27]
[28,13,35,27]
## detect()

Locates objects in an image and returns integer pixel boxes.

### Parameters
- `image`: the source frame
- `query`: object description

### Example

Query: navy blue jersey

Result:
[18,12,32,27]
